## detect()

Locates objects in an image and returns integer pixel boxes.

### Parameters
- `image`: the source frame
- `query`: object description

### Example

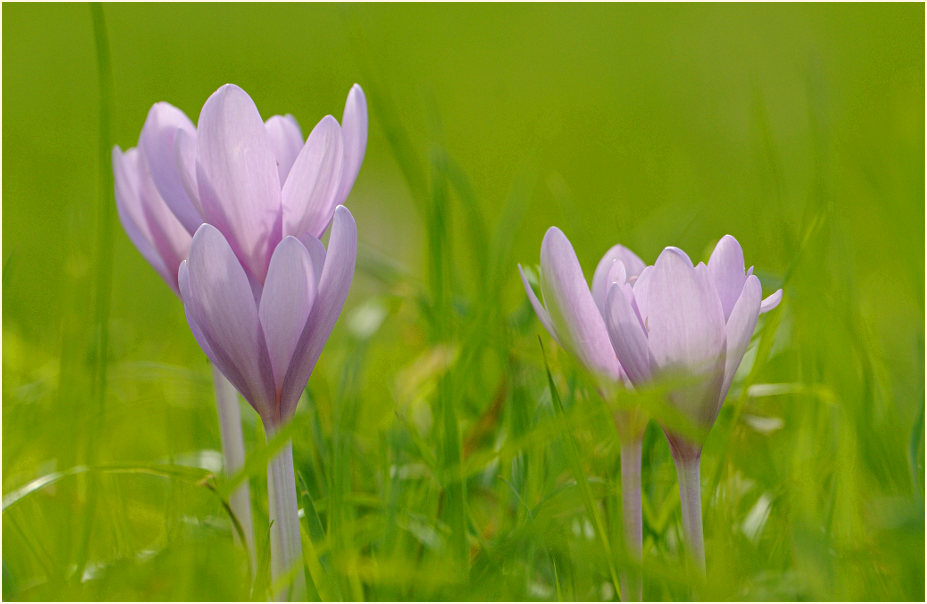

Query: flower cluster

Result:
[114,83,365,427]
[115,79,784,599]
[114,83,366,599]
[522,226,782,581]
[522,227,780,453]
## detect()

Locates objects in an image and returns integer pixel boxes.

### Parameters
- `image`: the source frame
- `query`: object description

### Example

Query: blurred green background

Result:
[3,3,923,601]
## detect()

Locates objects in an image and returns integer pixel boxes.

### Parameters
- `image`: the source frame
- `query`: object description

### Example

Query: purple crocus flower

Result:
[113,84,366,596]
[603,234,781,571]
[519,227,647,434]
[179,205,357,429]
[603,235,782,458]
[180,206,356,601]
[519,226,647,600]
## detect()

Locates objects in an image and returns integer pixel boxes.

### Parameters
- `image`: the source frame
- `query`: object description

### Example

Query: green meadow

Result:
[3,3,923,600]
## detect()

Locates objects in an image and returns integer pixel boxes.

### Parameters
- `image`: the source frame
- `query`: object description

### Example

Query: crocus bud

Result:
[519,228,646,379]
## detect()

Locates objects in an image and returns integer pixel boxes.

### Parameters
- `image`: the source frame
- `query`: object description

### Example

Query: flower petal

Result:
[707,234,747,320]
[297,234,326,289]
[139,102,201,234]
[114,146,191,295]
[539,227,621,380]
[281,115,344,239]
[136,170,192,294]
[592,253,627,315]
[592,243,646,312]
[259,237,317,398]
[183,224,276,418]
[336,84,367,206]
[279,205,357,420]
[113,147,167,281]
[178,260,246,393]
[719,275,762,405]
[265,114,304,184]
[173,129,203,217]
[196,84,282,282]
[605,283,653,385]
[639,248,725,375]
[760,288,783,313]
[518,264,560,346]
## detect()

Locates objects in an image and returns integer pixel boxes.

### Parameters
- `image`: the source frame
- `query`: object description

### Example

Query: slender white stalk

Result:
[674,454,706,574]
[212,365,256,570]
[620,438,643,601]
[266,425,306,601]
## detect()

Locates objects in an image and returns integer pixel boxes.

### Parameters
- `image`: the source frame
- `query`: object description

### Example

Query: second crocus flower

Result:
[603,235,781,571]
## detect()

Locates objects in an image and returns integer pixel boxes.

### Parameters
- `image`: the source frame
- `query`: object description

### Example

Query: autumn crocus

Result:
[519,227,647,600]
[603,235,782,571]
[114,82,367,591]
[180,207,356,600]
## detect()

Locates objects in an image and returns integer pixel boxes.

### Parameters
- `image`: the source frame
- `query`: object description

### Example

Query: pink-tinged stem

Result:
[674,454,706,574]
[212,366,256,572]
[620,438,643,601]
[266,425,306,601]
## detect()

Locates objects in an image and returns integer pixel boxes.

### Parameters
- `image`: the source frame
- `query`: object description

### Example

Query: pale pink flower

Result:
[179,206,356,428]
[603,235,782,458]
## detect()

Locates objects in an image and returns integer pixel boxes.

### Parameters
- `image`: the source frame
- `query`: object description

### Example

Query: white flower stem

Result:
[674,454,706,575]
[266,424,306,601]
[620,437,643,601]
[212,365,255,571]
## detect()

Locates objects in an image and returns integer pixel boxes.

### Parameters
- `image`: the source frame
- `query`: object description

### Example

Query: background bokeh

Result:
[3,4,923,601]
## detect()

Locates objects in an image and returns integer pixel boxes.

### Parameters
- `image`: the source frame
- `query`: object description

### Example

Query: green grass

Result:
[3,3,924,601]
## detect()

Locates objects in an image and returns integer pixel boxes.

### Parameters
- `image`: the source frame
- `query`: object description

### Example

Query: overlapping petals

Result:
[120,83,367,288]
[180,206,357,426]
[139,102,201,234]
[112,145,191,295]
[193,84,367,283]
[708,234,782,320]
[520,227,647,384]
[603,235,782,455]
[115,84,366,427]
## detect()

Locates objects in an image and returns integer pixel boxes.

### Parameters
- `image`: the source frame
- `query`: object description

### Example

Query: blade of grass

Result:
[88,1,115,422]
[295,471,342,600]
[72,3,116,583]
[539,338,621,600]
